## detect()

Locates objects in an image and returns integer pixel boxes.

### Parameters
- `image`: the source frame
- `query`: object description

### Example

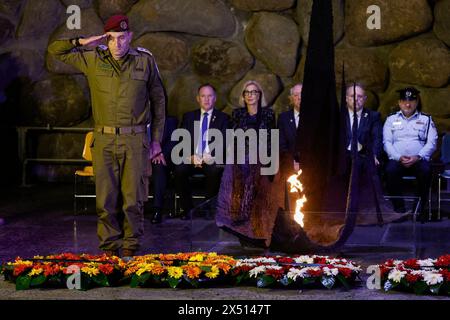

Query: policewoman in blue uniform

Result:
[383,87,438,216]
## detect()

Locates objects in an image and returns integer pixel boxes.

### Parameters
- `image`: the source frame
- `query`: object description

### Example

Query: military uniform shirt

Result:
[47,40,165,143]
[383,111,437,161]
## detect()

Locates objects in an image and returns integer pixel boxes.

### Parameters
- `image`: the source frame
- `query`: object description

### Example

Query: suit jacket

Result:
[181,108,229,157]
[161,116,178,161]
[277,109,297,155]
[346,108,382,158]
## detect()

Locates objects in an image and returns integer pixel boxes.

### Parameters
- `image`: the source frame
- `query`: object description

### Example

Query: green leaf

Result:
[429,283,442,295]
[167,277,181,288]
[183,276,199,288]
[130,274,139,288]
[200,266,211,273]
[257,275,276,288]
[336,274,350,290]
[400,278,410,288]
[92,273,109,287]
[79,274,91,291]
[16,275,31,290]
[413,281,428,295]
[138,273,151,286]
[30,275,47,287]
[235,274,247,285]
[302,277,316,286]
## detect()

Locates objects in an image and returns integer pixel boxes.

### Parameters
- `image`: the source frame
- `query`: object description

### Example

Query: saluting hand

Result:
[78,34,108,48]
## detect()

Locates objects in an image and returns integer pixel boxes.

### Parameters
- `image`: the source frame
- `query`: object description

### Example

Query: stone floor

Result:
[0,183,449,300]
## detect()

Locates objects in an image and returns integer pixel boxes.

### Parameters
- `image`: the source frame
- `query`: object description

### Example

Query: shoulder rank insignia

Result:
[137,47,153,56]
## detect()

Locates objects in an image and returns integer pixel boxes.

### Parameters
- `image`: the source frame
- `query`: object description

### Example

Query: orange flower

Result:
[183,265,202,279]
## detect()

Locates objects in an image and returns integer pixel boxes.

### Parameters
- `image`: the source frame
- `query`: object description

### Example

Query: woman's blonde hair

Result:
[238,80,268,108]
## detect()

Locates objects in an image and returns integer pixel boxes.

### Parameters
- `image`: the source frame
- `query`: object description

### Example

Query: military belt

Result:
[95,125,147,135]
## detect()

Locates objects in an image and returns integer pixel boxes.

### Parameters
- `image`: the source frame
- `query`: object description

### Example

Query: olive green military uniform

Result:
[48,40,166,252]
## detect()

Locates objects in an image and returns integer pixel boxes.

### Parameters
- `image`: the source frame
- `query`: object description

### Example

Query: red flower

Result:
[384,259,395,267]
[403,259,420,270]
[43,264,61,276]
[265,268,284,279]
[435,255,450,268]
[405,273,422,283]
[338,267,353,278]
[314,257,327,265]
[13,264,31,276]
[232,265,253,275]
[440,269,450,282]
[277,257,294,264]
[307,269,323,277]
[98,264,114,275]
[379,266,391,278]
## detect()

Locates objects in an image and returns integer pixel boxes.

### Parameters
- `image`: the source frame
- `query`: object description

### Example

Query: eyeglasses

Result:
[243,90,260,97]
[347,95,367,100]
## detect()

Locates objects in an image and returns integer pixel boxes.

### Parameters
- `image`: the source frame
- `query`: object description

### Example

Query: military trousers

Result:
[91,131,150,251]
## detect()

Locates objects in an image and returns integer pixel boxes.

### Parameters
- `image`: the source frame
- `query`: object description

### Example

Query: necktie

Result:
[201,112,209,154]
[350,112,358,152]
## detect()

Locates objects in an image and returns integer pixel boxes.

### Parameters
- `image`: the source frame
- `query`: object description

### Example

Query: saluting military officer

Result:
[48,15,166,258]
[383,87,437,216]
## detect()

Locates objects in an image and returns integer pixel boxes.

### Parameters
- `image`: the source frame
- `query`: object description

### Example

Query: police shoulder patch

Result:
[136,47,153,56]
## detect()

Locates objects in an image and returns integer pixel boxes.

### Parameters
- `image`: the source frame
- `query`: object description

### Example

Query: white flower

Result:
[323,267,339,277]
[295,256,314,264]
[388,269,407,283]
[287,267,309,281]
[266,265,282,270]
[393,260,403,266]
[417,259,436,267]
[235,261,256,267]
[423,272,444,286]
[249,266,266,278]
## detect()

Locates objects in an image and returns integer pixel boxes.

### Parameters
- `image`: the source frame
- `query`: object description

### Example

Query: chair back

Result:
[82,132,94,161]
[441,132,450,164]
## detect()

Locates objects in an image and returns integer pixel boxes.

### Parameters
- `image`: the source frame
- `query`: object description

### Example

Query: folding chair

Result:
[438,132,450,220]
[73,132,95,214]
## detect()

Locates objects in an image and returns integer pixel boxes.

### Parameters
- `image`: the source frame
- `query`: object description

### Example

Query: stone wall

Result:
[0,0,449,182]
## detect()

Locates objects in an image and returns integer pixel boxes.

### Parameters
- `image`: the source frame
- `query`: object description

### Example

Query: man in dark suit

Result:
[174,84,229,219]
[345,83,382,166]
[278,83,302,172]
[149,116,178,224]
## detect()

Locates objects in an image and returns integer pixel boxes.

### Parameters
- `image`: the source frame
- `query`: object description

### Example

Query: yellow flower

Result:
[136,263,155,277]
[13,260,33,267]
[28,268,43,276]
[205,266,220,279]
[189,254,205,262]
[81,266,100,277]
[167,267,183,279]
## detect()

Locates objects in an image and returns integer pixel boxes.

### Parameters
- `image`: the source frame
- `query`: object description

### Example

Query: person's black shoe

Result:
[151,210,162,224]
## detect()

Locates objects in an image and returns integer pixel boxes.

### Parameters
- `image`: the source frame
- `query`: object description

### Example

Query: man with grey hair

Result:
[278,83,302,171]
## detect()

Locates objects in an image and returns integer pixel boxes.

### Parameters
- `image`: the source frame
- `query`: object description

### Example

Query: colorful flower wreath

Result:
[232,255,362,289]
[379,255,450,295]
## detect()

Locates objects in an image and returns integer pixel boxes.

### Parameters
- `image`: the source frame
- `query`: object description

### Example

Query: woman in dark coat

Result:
[216,80,285,248]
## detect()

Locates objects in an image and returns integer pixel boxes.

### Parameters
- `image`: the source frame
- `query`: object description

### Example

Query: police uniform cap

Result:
[397,87,420,101]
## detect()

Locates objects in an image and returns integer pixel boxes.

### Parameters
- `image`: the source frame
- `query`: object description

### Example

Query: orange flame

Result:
[287,170,307,227]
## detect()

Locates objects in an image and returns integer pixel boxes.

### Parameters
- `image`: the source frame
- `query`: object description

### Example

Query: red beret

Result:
[104,15,129,32]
